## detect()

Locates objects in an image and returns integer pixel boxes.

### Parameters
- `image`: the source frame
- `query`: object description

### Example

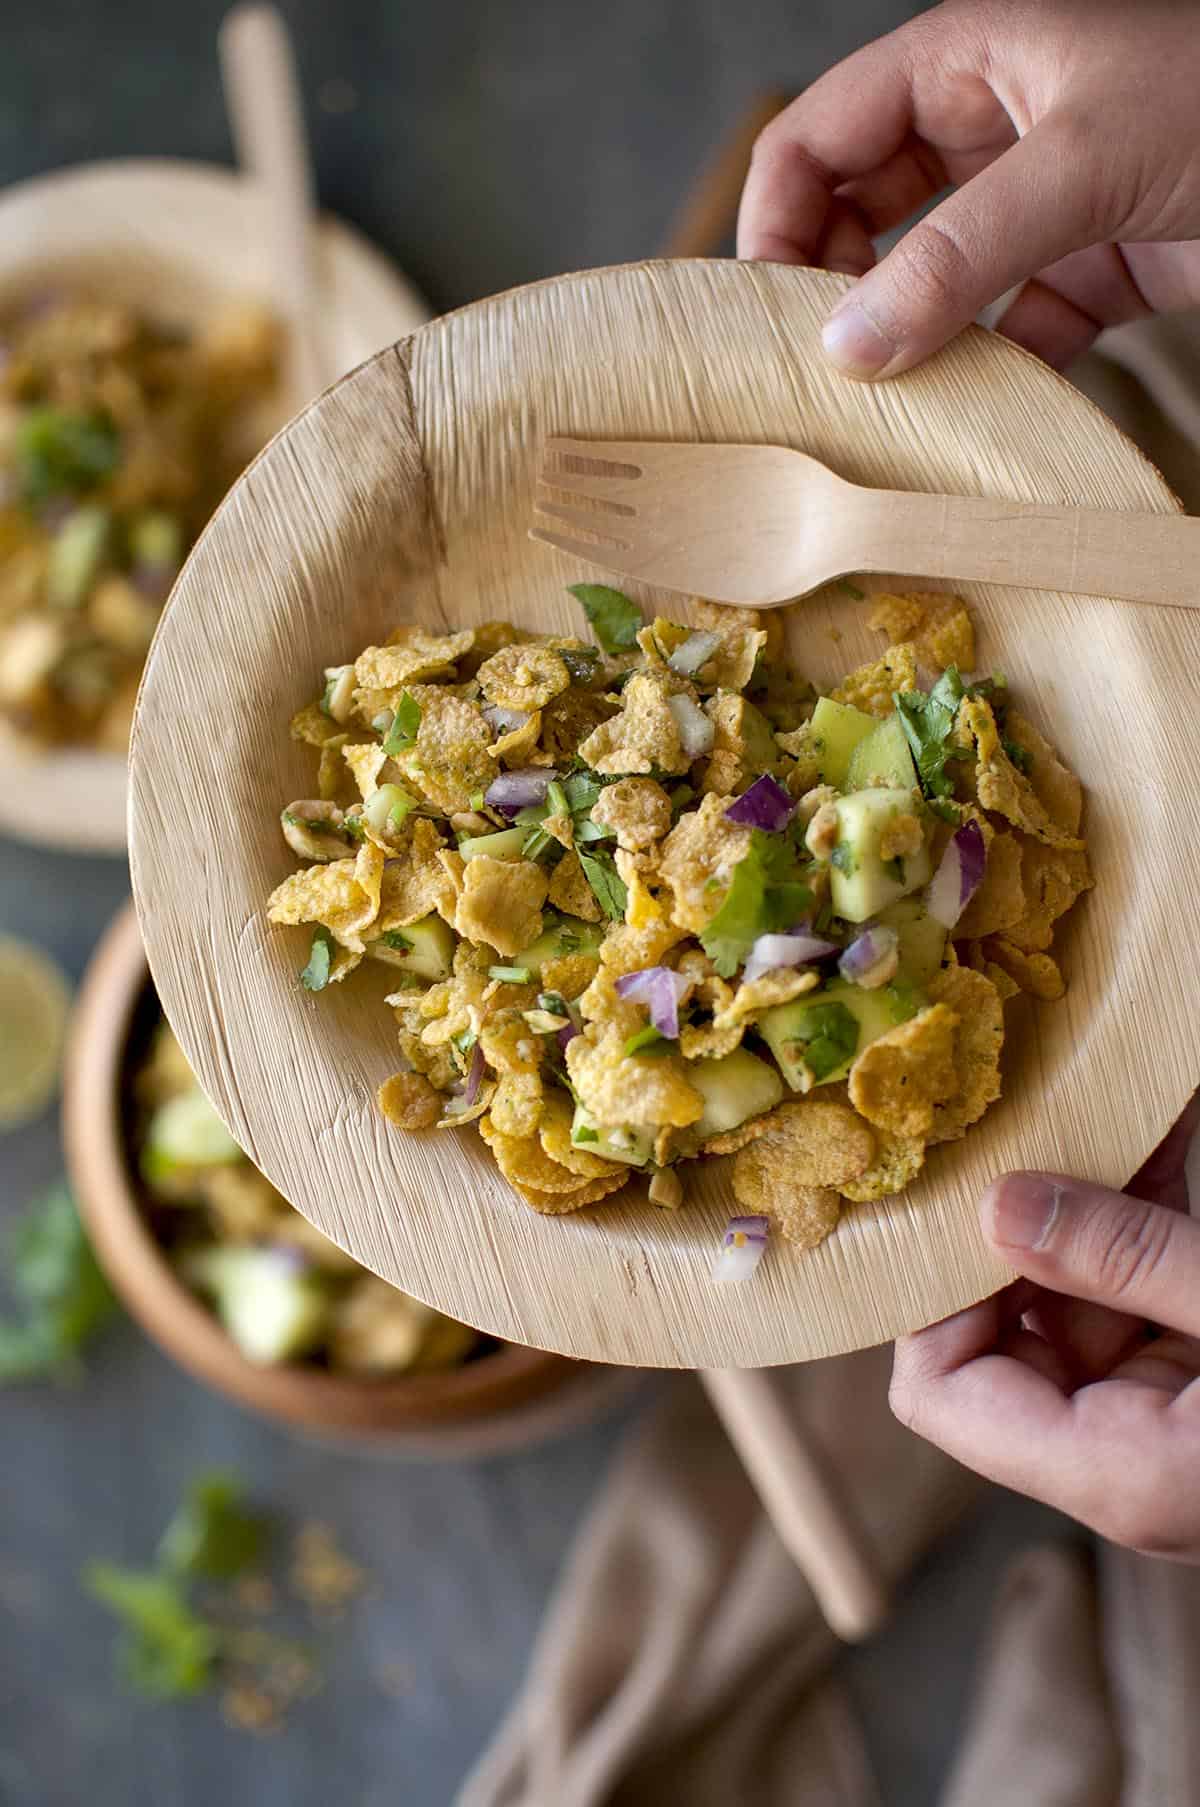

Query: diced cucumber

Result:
[128,509,182,571]
[365,912,455,981]
[810,696,877,788]
[183,1246,330,1364]
[516,914,605,978]
[688,1047,784,1140]
[760,978,910,1090]
[457,825,528,861]
[47,505,111,609]
[873,896,947,986]
[363,782,417,837]
[571,1103,654,1168]
[845,712,919,792]
[145,1087,242,1169]
[830,788,932,922]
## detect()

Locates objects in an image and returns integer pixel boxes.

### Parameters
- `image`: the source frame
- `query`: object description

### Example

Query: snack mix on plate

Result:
[267,583,1090,1259]
[136,1019,479,1372]
[0,291,278,749]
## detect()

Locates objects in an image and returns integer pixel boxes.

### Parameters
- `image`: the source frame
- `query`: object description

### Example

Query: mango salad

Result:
[0,292,278,749]
[267,584,1090,1266]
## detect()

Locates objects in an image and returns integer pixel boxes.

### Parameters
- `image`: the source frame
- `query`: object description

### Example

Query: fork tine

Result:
[528,523,624,568]
[536,460,639,498]
[530,500,632,549]
[534,479,634,520]
[543,437,645,477]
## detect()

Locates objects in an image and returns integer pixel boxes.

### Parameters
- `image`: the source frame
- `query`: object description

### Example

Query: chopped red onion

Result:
[482,702,530,735]
[614,965,690,1039]
[926,819,987,929]
[484,767,558,817]
[667,693,715,759]
[725,773,795,833]
[838,924,900,987]
[464,1041,486,1106]
[556,1021,579,1052]
[668,629,722,677]
[742,929,839,984]
[712,1214,769,1283]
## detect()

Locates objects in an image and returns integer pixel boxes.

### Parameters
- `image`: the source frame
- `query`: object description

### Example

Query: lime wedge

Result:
[0,935,71,1130]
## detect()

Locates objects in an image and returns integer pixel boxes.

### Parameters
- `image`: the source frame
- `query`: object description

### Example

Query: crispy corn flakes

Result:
[868,590,976,674]
[388,685,493,814]
[1003,839,1092,952]
[959,697,1085,851]
[477,642,571,712]
[955,824,1026,941]
[592,777,672,851]
[831,643,919,717]
[839,1127,927,1203]
[454,854,548,957]
[566,1025,704,1130]
[577,670,693,776]
[377,1070,442,1130]
[925,965,1005,1143]
[983,938,1066,1002]
[267,840,383,953]
[657,793,752,933]
[547,848,603,921]
[848,1004,960,1139]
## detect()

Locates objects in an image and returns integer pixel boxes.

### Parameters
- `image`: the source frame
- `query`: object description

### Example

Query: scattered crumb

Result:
[291,1522,367,1616]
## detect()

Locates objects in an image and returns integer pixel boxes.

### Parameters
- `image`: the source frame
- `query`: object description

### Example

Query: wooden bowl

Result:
[0,157,430,857]
[63,901,592,1448]
[129,259,1200,1370]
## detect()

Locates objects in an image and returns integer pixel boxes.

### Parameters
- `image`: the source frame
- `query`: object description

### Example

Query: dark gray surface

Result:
[0,5,1081,1804]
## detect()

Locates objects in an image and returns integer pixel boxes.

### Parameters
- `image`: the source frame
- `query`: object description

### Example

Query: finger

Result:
[737,28,925,263]
[1024,1288,1147,1385]
[1128,1093,1200,1210]
[1109,1332,1200,1397]
[997,1322,1075,1391]
[817,200,876,279]
[822,115,1116,378]
[835,137,948,236]
[982,1172,1200,1339]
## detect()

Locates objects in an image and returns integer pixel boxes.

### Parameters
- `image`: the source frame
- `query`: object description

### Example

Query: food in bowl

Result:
[264,585,1089,1255]
[0,291,278,749]
[134,1018,480,1372]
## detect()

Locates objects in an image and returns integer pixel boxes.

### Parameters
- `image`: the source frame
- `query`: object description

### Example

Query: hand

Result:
[738,0,1200,377]
[890,1103,1200,1556]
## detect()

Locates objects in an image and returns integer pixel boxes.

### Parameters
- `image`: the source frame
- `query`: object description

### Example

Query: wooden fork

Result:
[531,436,1200,609]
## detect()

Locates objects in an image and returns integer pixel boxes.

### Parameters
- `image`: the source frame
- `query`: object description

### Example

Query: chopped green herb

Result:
[343,815,368,841]
[157,1472,268,1581]
[0,1184,118,1383]
[1003,737,1032,775]
[85,1562,218,1699]
[700,831,814,978]
[300,926,334,992]
[785,1001,860,1082]
[522,826,554,861]
[579,850,628,921]
[554,924,581,953]
[567,582,642,654]
[894,666,970,799]
[537,993,569,1018]
[545,780,569,818]
[573,818,610,844]
[469,790,486,811]
[574,1125,599,1144]
[886,982,925,1024]
[15,406,121,502]
[836,579,866,600]
[927,799,961,824]
[489,965,532,983]
[623,1025,668,1057]
[451,1028,478,1054]
[563,771,604,815]
[380,929,412,951]
[283,810,338,836]
[382,691,422,753]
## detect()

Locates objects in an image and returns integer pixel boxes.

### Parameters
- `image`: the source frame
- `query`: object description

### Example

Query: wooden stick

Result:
[219,3,326,402]
[701,1369,887,1642]
[657,92,787,259]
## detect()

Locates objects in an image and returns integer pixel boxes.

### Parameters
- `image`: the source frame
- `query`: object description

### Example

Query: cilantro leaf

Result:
[300,925,334,992]
[1003,736,1032,775]
[85,1562,218,1698]
[382,691,422,753]
[699,831,814,978]
[567,583,642,654]
[0,1185,117,1383]
[157,1472,269,1581]
[15,406,121,502]
[579,849,628,921]
[894,666,970,799]
[623,1025,669,1057]
[783,1001,860,1081]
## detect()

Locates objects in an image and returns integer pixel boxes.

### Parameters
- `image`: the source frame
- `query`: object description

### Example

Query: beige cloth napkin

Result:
[460,313,1200,1807]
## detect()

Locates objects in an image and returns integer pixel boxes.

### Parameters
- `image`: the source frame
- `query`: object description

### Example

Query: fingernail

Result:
[983,1176,1063,1251]
[822,298,895,377]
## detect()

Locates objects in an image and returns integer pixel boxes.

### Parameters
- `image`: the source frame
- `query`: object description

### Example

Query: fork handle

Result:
[855,486,1200,610]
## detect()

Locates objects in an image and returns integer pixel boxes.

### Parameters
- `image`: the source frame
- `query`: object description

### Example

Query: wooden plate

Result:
[0,158,430,855]
[129,260,1200,1369]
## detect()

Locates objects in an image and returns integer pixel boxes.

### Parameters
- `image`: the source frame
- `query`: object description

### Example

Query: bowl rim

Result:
[62,900,581,1436]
